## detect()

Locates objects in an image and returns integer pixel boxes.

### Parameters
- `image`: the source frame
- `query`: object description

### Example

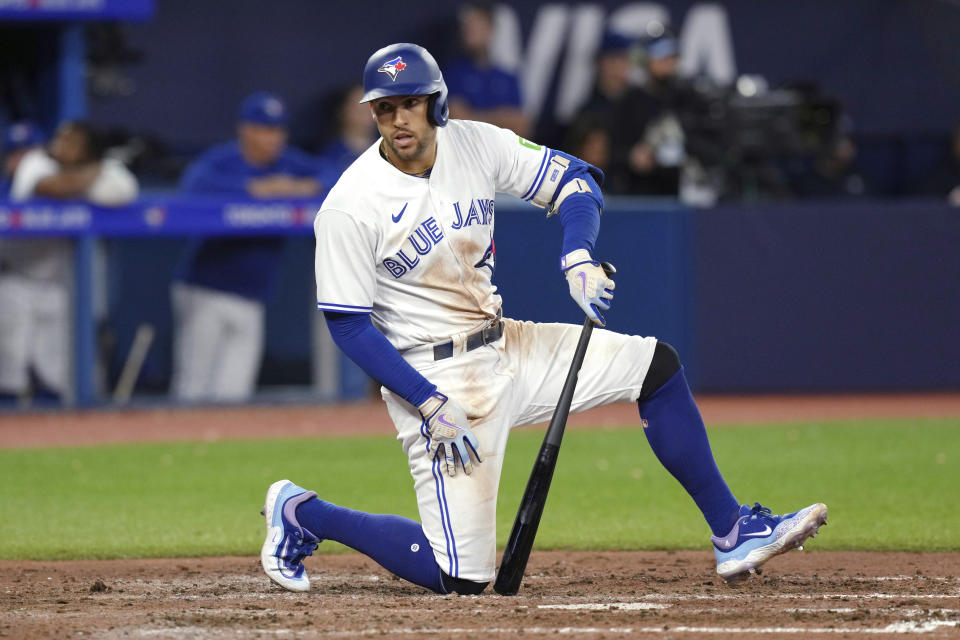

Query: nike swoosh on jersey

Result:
[742,524,773,538]
[392,203,408,223]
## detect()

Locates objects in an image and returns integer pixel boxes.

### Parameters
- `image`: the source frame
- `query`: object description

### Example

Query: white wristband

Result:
[560,248,593,271]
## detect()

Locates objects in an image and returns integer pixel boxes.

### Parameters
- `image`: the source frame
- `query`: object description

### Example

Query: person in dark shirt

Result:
[566,30,635,173]
[444,1,529,137]
[608,25,687,196]
[172,92,324,402]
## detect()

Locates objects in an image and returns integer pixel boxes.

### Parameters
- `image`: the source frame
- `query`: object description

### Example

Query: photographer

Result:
[608,24,688,197]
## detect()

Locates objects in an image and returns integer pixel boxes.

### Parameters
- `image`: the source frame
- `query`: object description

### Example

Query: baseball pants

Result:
[0,273,70,396]
[170,282,264,402]
[382,317,657,582]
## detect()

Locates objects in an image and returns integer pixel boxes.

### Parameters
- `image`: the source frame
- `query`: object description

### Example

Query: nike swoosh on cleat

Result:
[742,524,773,538]
[392,203,408,223]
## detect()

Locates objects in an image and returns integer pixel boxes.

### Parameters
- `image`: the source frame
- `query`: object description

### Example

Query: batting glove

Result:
[418,391,482,477]
[561,249,615,326]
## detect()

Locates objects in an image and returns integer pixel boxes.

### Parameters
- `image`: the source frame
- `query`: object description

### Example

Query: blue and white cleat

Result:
[260,479,321,592]
[711,502,828,580]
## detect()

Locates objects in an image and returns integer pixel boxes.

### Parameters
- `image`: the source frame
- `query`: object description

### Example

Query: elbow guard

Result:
[529,150,604,217]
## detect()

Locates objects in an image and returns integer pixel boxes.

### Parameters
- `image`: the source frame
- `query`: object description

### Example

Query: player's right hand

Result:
[418,391,482,477]
[561,249,615,326]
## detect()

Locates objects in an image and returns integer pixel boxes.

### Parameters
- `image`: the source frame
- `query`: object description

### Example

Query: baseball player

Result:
[171,92,323,402]
[261,43,827,595]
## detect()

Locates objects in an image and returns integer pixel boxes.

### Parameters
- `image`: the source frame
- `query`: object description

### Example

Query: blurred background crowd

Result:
[1,0,959,408]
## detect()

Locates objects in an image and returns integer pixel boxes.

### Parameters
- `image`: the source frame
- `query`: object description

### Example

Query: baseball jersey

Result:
[315,119,553,350]
[2,148,138,282]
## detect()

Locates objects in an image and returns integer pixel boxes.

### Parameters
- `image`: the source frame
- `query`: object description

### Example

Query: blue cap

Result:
[238,92,287,126]
[646,35,679,60]
[2,121,42,152]
[598,30,632,54]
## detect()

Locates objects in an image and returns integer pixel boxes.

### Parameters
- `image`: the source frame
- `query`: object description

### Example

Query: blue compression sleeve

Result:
[551,151,604,256]
[556,174,602,256]
[324,311,436,407]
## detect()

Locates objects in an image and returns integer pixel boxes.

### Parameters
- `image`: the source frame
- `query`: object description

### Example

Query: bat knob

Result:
[600,261,616,277]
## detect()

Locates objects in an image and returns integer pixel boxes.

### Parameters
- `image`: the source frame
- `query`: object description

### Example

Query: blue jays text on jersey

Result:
[451,198,494,229]
[383,198,495,279]
[383,216,445,278]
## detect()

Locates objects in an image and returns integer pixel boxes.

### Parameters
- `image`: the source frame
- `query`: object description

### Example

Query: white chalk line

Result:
[137,620,960,636]
[637,591,960,601]
[539,602,669,610]
[548,604,955,617]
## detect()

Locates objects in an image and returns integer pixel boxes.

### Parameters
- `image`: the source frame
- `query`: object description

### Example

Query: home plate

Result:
[539,602,670,611]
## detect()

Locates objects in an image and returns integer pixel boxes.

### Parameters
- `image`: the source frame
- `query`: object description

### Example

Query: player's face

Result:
[648,55,678,81]
[49,124,90,166]
[238,123,287,167]
[370,95,437,172]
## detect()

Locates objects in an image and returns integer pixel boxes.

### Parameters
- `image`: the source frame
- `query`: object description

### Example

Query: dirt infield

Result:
[2,393,960,449]
[2,551,958,639]
[3,394,959,638]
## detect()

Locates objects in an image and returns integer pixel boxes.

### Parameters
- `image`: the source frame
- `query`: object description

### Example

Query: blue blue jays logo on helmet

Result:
[361,43,450,126]
[378,56,407,82]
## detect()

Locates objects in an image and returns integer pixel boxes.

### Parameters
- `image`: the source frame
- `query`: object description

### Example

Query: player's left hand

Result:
[418,391,482,477]
[561,249,615,326]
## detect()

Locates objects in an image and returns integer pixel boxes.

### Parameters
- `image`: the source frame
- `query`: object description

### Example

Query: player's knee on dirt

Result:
[440,572,489,595]
[638,341,681,402]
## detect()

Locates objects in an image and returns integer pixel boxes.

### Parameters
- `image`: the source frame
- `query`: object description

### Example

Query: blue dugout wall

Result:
[2,197,958,403]
[497,199,960,392]
[693,201,960,391]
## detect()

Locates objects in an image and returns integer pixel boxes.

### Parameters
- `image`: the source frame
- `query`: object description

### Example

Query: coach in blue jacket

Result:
[172,92,324,402]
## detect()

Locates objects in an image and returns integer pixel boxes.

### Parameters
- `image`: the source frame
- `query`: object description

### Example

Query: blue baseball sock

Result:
[638,368,740,537]
[295,498,445,593]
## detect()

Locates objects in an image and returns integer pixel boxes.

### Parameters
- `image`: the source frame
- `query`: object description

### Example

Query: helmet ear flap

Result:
[427,91,449,127]
[427,94,439,127]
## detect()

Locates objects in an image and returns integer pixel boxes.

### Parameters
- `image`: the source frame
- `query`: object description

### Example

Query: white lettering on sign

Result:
[490,2,737,124]
[0,205,91,230]
[224,204,297,227]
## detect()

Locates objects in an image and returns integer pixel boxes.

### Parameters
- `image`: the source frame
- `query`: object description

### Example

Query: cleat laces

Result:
[282,528,320,565]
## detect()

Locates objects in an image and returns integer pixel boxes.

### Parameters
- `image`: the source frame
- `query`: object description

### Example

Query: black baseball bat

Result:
[494,262,615,596]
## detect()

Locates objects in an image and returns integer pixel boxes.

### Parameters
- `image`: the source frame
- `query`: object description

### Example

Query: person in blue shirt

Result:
[444,2,529,137]
[315,84,378,183]
[171,92,324,402]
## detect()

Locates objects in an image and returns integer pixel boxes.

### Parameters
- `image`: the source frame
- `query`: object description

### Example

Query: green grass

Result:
[1,418,958,560]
